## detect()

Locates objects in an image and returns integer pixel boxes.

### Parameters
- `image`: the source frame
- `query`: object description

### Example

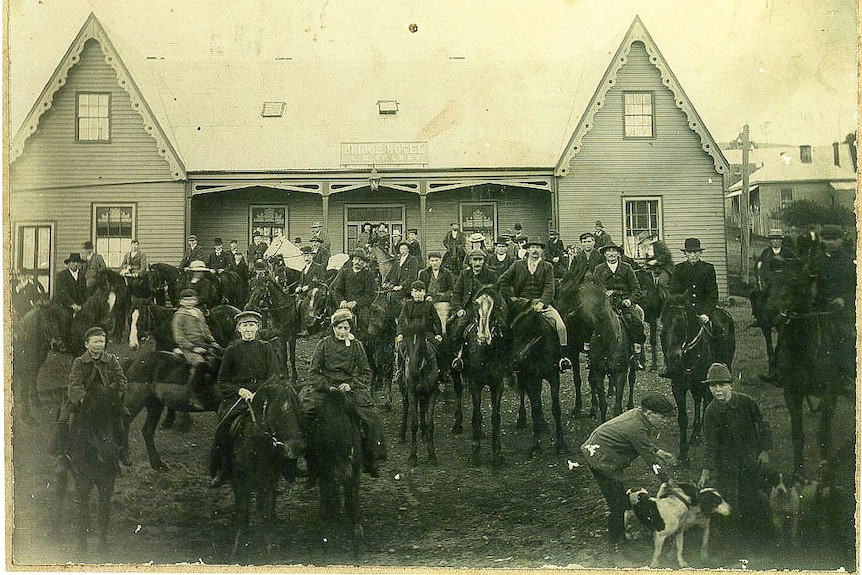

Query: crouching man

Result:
[303,309,388,478]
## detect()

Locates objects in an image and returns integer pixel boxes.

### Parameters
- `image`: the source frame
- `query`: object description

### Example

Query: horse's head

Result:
[472,286,504,345]
[301,285,329,334]
[74,380,125,466]
[246,277,272,313]
[257,382,306,460]
[402,333,432,383]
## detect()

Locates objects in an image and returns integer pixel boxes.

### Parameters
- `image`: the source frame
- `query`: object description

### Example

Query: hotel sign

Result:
[341,141,428,166]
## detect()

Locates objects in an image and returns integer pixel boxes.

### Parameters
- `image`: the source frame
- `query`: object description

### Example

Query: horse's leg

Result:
[571,347,584,418]
[818,393,836,465]
[527,379,544,457]
[51,463,69,533]
[76,478,93,554]
[516,378,527,429]
[399,379,408,444]
[96,476,115,553]
[648,319,659,371]
[549,373,566,452]
[408,391,419,467]
[490,379,505,466]
[612,371,625,417]
[142,400,169,470]
[160,408,176,429]
[469,384,483,466]
[426,390,438,466]
[690,388,707,447]
[593,370,609,423]
[451,371,463,435]
[231,483,252,561]
[288,336,298,382]
[672,377,690,465]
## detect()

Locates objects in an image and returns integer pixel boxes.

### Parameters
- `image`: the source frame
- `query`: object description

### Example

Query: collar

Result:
[607,261,619,272]
[79,351,110,364]
[709,392,739,412]
[69,269,79,279]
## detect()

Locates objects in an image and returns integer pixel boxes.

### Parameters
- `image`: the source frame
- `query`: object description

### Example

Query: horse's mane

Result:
[651,241,674,268]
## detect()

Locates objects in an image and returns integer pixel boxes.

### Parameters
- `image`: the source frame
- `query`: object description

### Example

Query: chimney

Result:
[799,145,812,164]
[833,142,840,166]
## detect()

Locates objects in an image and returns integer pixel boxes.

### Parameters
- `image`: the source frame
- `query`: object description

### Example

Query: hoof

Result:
[451,423,463,435]
[469,453,481,467]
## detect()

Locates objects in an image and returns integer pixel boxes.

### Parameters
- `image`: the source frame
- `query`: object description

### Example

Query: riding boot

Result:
[209,425,230,488]
[186,364,206,411]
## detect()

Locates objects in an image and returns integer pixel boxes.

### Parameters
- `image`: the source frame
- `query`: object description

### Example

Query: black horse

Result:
[214,269,248,308]
[246,276,301,381]
[635,265,669,371]
[398,333,439,466]
[298,283,332,336]
[12,303,66,422]
[52,378,125,554]
[580,283,636,421]
[93,269,132,343]
[303,388,364,550]
[10,274,48,322]
[148,262,183,307]
[456,287,509,466]
[362,288,399,403]
[441,245,466,279]
[226,382,305,560]
[66,287,118,356]
[555,272,591,418]
[509,298,567,457]
[660,293,735,464]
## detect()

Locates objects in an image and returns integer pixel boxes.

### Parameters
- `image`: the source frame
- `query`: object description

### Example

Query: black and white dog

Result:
[627,481,732,568]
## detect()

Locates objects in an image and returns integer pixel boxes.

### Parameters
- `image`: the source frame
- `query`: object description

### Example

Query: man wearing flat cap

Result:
[450,249,499,370]
[498,236,572,372]
[405,228,422,261]
[53,253,88,316]
[568,232,605,290]
[209,309,280,488]
[581,391,676,549]
[180,234,206,270]
[700,363,771,535]
[81,240,107,294]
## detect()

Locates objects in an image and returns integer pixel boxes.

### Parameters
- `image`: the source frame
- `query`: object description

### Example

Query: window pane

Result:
[37,228,51,269]
[21,228,36,269]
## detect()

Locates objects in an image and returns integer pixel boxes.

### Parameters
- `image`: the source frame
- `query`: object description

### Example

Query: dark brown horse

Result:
[397,332,440,466]
[635,264,669,371]
[246,276,301,381]
[147,262,183,307]
[12,303,66,422]
[660,292,735,464]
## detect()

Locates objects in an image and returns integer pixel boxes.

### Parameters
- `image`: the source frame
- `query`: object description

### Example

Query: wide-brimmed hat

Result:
[234,310,262,324]
[330,309,354,325]
[680,238,705,253]
[64,252,83,264]
[350,249,370,262]
[595,220,604,228]
[525,236,546,248]
[185,260,213,273]
[253,260,268,271]
[311,221,323,228]
[599,243,623,254]
[188,234,198,241]
[467,232,486,244]
[309,235,323,243]
[180,288,199,299]
[213,237,223,245]
[410,280,426,291]
[767,228,785,240]
[300,245,313,254]
[640,392,675,415]
[703,362,733,385]
[467,249,487,260]
[396,240,410,250]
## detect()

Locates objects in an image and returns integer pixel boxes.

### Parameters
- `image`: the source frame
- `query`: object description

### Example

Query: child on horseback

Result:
[393,280,443,386]
[304,309,388,478]
[50,326,130,467]
[172,289,221,411]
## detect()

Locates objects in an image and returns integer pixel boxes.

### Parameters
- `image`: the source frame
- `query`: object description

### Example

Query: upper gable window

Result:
[76,93,110,142]
[623,92,654,138]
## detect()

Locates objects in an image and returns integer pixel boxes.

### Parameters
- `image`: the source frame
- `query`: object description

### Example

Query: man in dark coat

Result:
[53,252,88,315]
[486,236,516,279]
[449,249,499,370]
[545,229,565,264]
[295,246,328,294]
[498,236,572,372]
[394,280,443,383]
[206,238,235,275]
[248,231,268,264]
[332,249,377,315]
[81,241,107,294]
[442,222,465,254]
[405,228,423,261]
[699,363,772,536]
[593,220,613,250]
[570,232,605,287]
[751,228,794,324]
[209,310,280,488]
[309,235,331,267]
[309,220,331,252]
[229,240,249,278]
[180,234,207,269]
[385,241,421,297]
[419,252,456,335]
[593,243,646,369]
[668,238,720,324]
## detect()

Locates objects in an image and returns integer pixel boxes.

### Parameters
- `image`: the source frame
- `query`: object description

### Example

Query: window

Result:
[17,224,53,293]
[623,198,662,259]
[800,145,812,164]
[76,93,110,141]
[345,205,404,252]
[261,101,286,117]
[623,92,654,138]
[93,204,135,268]
[780,188,793,209]
[250,206,288,245]
[459,202,497,246]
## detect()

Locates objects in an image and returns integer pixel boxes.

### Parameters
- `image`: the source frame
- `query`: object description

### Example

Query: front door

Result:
[345,205,405,253]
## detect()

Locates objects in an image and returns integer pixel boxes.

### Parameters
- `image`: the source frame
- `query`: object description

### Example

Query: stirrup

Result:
[558,356,572,372]
[451,356,463,371]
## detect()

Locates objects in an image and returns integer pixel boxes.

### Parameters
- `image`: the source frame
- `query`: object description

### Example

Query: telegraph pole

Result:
[739,124,751,285]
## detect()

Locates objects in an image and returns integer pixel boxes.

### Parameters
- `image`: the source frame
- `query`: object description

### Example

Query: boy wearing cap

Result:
[699,363,771,533]
[248,230,268,263]
[593,220,612,250]
[306,309,387,477]
[593,243,646,369]
[372,223,391,255]
[569,232,604,288]
[207,238,234,275]
[53,253,88,315]
[385,241,421,297]
[581,391,676,548]
[498,237,572,372]
[81,240,107,293]
[418,252,456,334]
[180,235,206,269]
[209,310,279,488]
[172,289,220,410]
[52,326,130,466]
[394,280,443,380]
[228,240,248,278]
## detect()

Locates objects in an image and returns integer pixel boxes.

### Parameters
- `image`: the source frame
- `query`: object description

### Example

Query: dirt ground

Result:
[9,301,858,570]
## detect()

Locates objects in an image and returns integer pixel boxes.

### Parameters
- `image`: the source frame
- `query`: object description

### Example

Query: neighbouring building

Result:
[10,14,731,297]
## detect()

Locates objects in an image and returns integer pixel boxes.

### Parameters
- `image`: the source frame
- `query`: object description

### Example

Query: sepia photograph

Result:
[5,0,858,570]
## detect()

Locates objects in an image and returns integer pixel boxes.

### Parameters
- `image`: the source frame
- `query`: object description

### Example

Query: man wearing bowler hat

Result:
[546,229,565,264]
[667,237,724,330]
[309,221,330,251]
[53,253,88,315]
[248,230,268,263]
[406,228,423,261]
[442,222,465,254]
[206,238,234,275]
[498,236,572,372]
[593,243,647,369]
[751,228,794,325]
[332,249,377,317]
[81,240,107,294]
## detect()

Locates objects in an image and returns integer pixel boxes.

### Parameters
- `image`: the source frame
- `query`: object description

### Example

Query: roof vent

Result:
[377,100,399,115]
[261,101,286,118]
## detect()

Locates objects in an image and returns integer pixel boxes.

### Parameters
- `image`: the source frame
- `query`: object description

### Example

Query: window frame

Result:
[92,203,136,268]
[344,204,406,252]
[75,91,112,143]
[249,205,290,246]
[15,222,55,294]
[622,196,663,259]
[779,188,794,209]
[622,91,655,139]
[459,201,498,247]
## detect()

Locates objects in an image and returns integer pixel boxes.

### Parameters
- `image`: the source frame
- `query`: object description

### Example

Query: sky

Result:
[6,0,858,147]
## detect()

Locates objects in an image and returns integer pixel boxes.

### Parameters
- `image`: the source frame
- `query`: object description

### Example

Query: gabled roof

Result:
[555,16,728,177]
[10,13,186,180]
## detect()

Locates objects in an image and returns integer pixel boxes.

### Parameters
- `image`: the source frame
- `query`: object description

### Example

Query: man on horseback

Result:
[306,309,388,478]
[248,230,268,264]
[393,280,443,384]
[209,310,280,488]
[546,230,565,266]
[172,289,221,411]
[419,252,456,334]
[498,236,573,372]
[750,228,794,327]
[385,240,421,298]
[450,249,498,371]
[228,240,249,278]
[181,260,217,310]
[486,236,516,279]
[180,234,206,270]
[54,252,88,316]
[81,241,107,295]
[51,326,130,467]
[295,245,328,295]
[593,243,647,370]
[119,239,148,279]
[661,237,726,378]
[442,222,465,256]
[207,237,235,275]
[310,235,330,267]
[309,220,330,252]
[570,232,605,287]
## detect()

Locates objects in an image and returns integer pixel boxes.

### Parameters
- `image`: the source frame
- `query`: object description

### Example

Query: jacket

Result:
[386,254,421,291]
[121,250,148,275]
[68,350,127,405]
[702,392,772,471]
[668,260,719,316]
[498,258,556,306]
[207,250,235,273]
[397,299,443,340]
[217,338,278,397]
[332,265,377,309]
[53,268,88,310]
[570,249,605,286]
[172,306,215,363]
[593,261,642,303]
[580,408,666,482]
[180,245,207,269]
[452,267,498,311]
[298,261,328,289]
[248,241,268,263]
[309,335,371,393]
[83,253,107,291]
[442,231,465,252]
[313,245,331,267]
[486,253,516,279]
[418,267,456,302]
